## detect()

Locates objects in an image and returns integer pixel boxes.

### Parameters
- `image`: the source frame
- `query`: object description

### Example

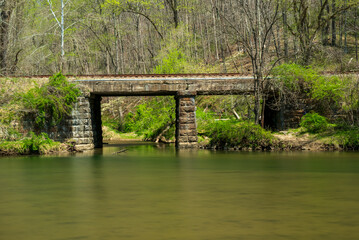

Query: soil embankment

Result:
[274,131,341,151]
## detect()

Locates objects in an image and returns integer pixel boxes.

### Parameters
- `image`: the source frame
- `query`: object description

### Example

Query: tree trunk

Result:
[356,9,358,61]
[254,76,261,125]
[331,0,336,46]
[211,0,219,60]
[282,7,289,59]
[322,3,330,45]
[165,0,179,28]
[0,0,11,74]
[173,0,178,28]
[343,0,347,53]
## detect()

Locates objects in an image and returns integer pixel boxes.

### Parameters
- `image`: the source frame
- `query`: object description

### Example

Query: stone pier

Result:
[175,91,198,149]
[70,96,95,151]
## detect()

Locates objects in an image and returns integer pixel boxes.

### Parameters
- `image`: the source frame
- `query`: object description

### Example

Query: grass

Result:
[102,125,143,142]
[316,127,359,150]
[0,132,65,155]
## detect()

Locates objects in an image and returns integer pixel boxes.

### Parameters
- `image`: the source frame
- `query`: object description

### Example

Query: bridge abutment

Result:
[175,91,198,149]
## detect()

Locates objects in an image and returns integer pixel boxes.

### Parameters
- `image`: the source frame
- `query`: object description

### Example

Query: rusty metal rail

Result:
[6,71,358,80]
[9,73,253,79]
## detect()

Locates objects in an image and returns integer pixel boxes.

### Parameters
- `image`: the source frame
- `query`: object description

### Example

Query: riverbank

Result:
[0,132,78,156]
[198,128,359,151]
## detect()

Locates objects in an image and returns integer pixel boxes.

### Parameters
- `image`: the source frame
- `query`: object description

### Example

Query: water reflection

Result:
[0,145,359,239]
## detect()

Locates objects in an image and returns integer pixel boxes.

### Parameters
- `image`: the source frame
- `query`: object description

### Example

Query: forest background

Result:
[0,0,358,76]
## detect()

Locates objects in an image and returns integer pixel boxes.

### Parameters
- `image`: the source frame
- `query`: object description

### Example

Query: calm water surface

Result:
[1,143,359,240]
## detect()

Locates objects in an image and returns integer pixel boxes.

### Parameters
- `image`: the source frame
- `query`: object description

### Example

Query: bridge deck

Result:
[72,74,255,96]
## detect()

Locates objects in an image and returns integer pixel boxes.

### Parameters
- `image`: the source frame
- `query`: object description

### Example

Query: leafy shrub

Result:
[153,49,188,74]
[196,107,216,134]
[0,132,62,155]
[339,130,359,149]
[300,112,329,133]
[271,63,345,107]
[20,72,80,127]
[123,97,176,141]
[271,63,317,91]
[205,120,274,149]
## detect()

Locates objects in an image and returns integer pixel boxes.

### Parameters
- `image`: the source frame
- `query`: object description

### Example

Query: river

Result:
[1,143,359,240]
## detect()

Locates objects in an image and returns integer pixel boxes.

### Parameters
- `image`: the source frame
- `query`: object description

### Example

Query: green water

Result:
[1,144,359,240]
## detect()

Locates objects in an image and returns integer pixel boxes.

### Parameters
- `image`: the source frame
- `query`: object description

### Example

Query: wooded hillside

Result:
[0,0,358,76]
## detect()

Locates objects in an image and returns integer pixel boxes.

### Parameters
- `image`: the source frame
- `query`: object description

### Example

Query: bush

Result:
[300,112,329,133]
[205,120,274,149]
[0,132,62,155]
[337,130,359,149]
[153,49,188,74]
[20,72,80,128]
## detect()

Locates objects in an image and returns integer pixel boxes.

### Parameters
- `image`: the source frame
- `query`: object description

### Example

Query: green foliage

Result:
[123,97,176,140]
[334,129,359,150]
[300,112,329,133]
[20,73,80,128]
[272,63,345,103]
[205,120,274,149]
[153,24,216,74]
[0,132,62,155]
[102,115,122,132]
[319,124,359,150]
[153,49,188,74]
[196,107,216,134]
[310,76,344,104]
[272,63,359,126]
[340,76,359,114]
[271,63,318,91]
[0,125,22,141]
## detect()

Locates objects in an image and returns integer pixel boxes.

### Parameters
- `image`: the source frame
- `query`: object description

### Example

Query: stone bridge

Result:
[67,74,255,150]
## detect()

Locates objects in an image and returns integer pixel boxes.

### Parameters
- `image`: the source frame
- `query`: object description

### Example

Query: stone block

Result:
[182,106,196,112]
[179,124,190,130]
[71,119,81,126]
[179,129,196,136]
[76,138,93,144]
[71,126,80,132]
[177,142,198,148]
[78,107,90,114]
[178,136,189,142]
[177,91,197,96]
[179,112,196,118]
[71,110,79,116]
[75,144,95,151]
[72,132,85,138]
[76,113,91,119]
[178,117,195,124]
[180,97,193,102]
[77,101,90,107]
[188,136,198,142]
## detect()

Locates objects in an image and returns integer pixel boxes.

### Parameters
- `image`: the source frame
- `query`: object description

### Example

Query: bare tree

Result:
[285,0,357,65]
[46,0,68,70]
[165,0,179,28]
[0,0,11,74]
[223,0,279,124]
